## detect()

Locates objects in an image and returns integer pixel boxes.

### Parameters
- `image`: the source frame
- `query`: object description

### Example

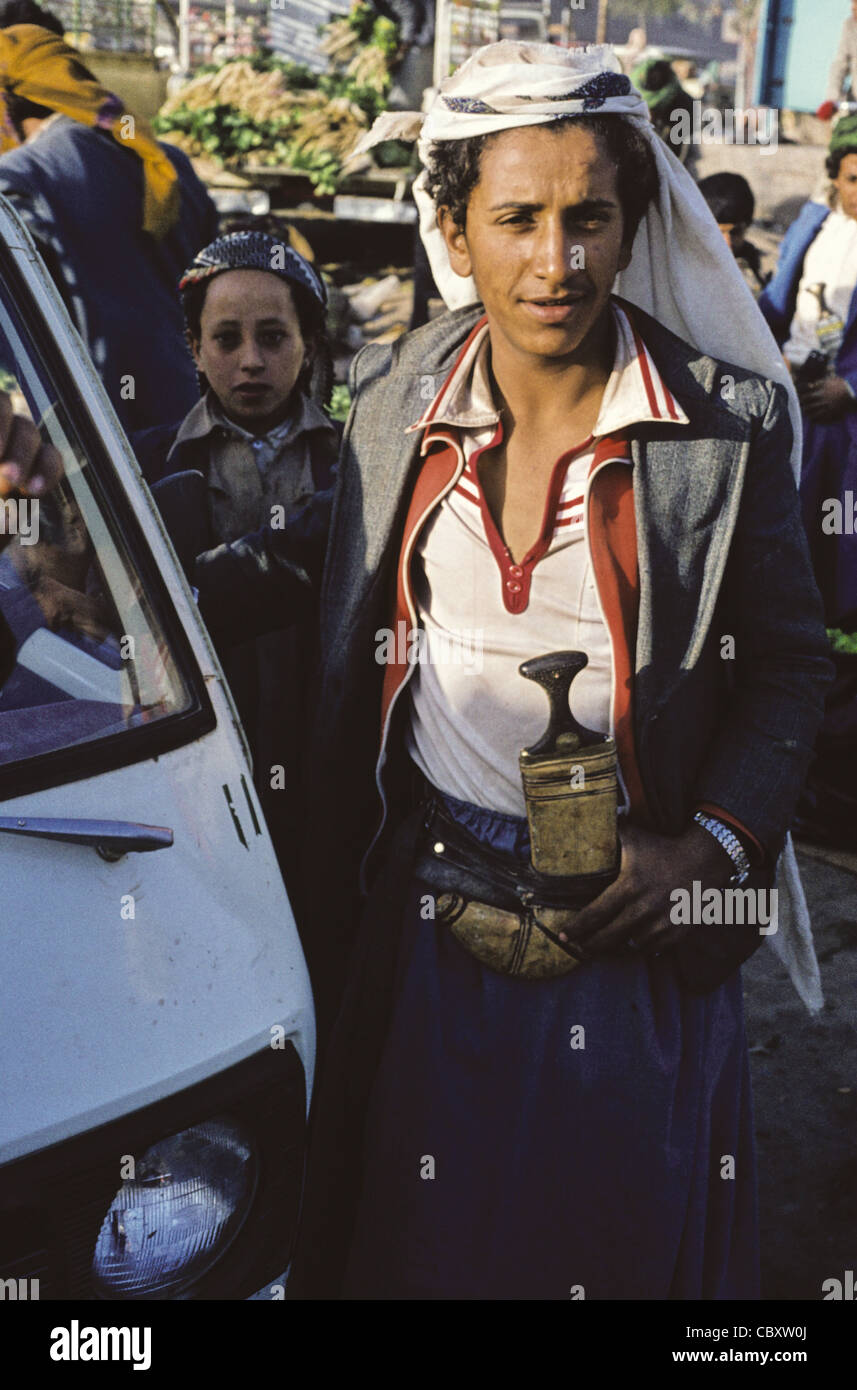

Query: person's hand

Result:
[558,819,736,958]
[799,375,855,422]
[0,390,64,499]
[28,573,111,643]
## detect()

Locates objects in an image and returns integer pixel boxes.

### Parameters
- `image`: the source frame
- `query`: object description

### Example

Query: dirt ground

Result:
[744,844,857,1300]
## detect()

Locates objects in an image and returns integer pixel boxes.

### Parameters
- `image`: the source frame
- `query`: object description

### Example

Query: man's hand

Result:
[558,820,736,958]
[0,390,64,498]
[798,375,855,422]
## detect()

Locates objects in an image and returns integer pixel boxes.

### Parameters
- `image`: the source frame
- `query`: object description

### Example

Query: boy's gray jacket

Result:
[196,303,832,988]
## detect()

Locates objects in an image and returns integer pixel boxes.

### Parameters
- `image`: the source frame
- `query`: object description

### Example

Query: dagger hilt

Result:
[519,650,607,759]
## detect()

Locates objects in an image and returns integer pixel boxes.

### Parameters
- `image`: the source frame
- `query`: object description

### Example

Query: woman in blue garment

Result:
[759,116,857,628]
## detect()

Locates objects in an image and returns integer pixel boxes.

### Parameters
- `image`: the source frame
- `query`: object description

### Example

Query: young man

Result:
[194,43,831,1299]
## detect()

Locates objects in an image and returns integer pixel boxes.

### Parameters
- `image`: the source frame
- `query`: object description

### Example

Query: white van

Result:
[0,197,315,1300]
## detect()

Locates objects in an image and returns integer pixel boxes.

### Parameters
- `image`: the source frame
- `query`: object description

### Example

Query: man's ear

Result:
[189,336,203,369]
[617,239,634,274]
[438,206,473,280]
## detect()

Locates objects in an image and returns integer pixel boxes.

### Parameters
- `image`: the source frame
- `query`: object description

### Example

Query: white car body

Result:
[0,198,315,1300]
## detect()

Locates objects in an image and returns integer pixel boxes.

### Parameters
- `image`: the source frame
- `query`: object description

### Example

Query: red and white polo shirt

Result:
[400,299,689,817]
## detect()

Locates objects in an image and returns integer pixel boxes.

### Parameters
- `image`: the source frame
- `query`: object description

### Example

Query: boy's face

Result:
[834,152,857,221]
[718,221,748,256]
[192,270,307,430]
[438,124,632,367]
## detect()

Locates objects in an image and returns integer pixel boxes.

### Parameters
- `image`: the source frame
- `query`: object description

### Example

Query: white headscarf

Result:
[357,41,822,1012]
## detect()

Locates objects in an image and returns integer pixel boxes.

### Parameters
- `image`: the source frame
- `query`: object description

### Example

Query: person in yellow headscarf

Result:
[0,23,218,431]
[0,23,179,234]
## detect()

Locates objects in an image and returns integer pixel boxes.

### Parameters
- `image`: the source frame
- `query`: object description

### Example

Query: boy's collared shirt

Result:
[399,301,689,817]
[168,389,335,543]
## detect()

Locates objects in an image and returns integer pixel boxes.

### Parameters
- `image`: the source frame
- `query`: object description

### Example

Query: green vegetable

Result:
[154,34,398,194]
[328,384,352,422]
[827,627,857,655]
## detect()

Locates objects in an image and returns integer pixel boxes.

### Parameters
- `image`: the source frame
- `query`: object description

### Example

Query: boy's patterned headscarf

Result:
[179,230,327,310]
[0,23,179,237]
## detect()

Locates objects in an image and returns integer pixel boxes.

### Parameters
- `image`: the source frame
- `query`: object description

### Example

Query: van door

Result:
[0,201,314,1299]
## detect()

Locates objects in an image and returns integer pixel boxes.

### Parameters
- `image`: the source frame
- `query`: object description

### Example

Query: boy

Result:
[698,172,772,298]
[136,230,337,888]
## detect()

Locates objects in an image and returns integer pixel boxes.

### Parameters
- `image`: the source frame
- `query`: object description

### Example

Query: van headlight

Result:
[91,1117,257,1298]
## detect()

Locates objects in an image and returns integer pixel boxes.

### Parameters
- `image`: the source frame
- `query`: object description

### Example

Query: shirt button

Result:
[506,580,522,593]
[509,565,524,577]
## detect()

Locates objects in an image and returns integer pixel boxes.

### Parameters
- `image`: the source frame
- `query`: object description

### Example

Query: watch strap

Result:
[692,811,752,886]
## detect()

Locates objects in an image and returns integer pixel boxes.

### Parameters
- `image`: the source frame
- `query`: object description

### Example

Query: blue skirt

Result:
[342,794,759,1300]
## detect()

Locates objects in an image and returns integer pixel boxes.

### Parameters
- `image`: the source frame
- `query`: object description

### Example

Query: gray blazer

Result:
[196,302,833,976]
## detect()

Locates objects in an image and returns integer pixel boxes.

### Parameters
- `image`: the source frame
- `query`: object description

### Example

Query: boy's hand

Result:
[0,390,64,498]
[799,375,855,422]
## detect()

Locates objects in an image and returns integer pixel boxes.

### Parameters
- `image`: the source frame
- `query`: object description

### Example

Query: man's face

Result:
[192,270,307,430]
[834,151,857,220]
[439,124,632,366]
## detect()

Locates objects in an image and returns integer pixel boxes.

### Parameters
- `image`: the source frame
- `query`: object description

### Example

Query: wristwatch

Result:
[692,812,752,886]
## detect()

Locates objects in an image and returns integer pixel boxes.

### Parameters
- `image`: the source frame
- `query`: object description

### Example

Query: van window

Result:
[0,269,196,775]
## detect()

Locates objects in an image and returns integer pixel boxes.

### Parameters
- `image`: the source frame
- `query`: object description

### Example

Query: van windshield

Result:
[0,268,193,770]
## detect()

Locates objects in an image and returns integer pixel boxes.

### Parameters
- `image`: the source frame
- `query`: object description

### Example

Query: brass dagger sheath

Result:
[518,650,620,880]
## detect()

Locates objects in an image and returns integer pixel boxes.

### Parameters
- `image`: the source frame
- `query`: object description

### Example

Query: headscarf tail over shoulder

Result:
[356,40,821,1012]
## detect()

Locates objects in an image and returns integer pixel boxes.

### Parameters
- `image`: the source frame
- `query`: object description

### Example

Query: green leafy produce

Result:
[328,384,352,422]
[154,9,400,194]
[827,627,857,655]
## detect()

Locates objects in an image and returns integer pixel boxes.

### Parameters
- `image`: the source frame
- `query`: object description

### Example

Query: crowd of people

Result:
[0,1,852,1302]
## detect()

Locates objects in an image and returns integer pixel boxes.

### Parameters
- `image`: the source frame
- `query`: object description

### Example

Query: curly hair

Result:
[424,114,659,247]
[826,146,857,181]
